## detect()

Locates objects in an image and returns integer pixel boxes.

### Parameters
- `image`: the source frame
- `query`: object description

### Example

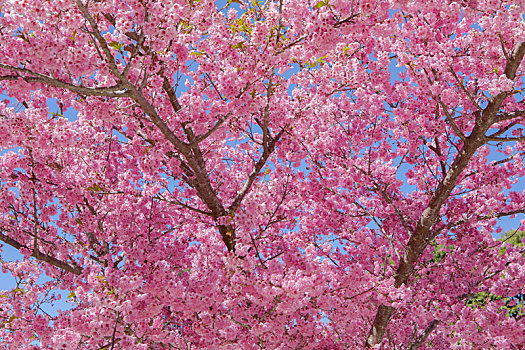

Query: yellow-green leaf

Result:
[316,55,327,64]
[314,0,328,9]
[231,42,244,49]
[108,41,124,51]
[87,184,103,192]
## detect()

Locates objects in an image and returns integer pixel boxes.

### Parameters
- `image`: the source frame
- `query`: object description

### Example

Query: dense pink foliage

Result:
[0,0,524,348]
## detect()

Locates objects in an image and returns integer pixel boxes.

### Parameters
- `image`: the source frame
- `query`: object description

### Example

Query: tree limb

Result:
[436,98,466,141]
[365,41,525,347]
[0,230,82,275]
[76,0,123,79]
[407,320,439,350]
[0,64,131,98]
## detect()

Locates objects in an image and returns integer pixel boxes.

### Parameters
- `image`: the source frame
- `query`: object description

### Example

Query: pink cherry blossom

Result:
[0,0,524,349]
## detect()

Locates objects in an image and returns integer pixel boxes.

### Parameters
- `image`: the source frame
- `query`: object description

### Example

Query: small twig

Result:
[109,312,120,350]
[407,320,439,350]
[448,66,482,111]
[194,112,232,144]
[436,99,466,141]
[249,232,267,269]
[498,34,511,62]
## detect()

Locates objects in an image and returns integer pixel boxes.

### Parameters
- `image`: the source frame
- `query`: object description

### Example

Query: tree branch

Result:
[195,112,232,144]
[228,126,286,214]
[487,120,519,138]
[76,0,122,79]
[486,135,525,142]
[161,75,182,113]
[0,230,82,275]
[436,99,466,141]
[449,66,482,111]
[0,64,131,98]
[504,42,525,80]
[497,110,525,121]
[365,41,525,347]
[407,320,439,350]
[365,305,395,348]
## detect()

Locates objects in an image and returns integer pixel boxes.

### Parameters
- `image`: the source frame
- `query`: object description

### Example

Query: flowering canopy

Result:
[0,0,524,348]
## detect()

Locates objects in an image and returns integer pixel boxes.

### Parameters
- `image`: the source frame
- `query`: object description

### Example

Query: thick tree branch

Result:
[365,41,525,348]
[180,125,236,250]
[126,85,190,155]
[366,305,395,347]
[486,135,525,142]
[162,75,182,113]
[504,42,525,80]
[0,64,130,98]
[0,230,82,275]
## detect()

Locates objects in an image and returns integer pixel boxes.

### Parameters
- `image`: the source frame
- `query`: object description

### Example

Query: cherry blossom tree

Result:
[0,0,524,348]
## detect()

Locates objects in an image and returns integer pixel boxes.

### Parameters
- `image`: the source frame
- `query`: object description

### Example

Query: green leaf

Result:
[87,184,104,192]
[179,20,193,32]
[178,268,191,276]
[235,17,252,35]
[231,42,244,49]
[108,41,124,51]
[316,55,327,64]
[313,0,328,9]
[68,291,76,299]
